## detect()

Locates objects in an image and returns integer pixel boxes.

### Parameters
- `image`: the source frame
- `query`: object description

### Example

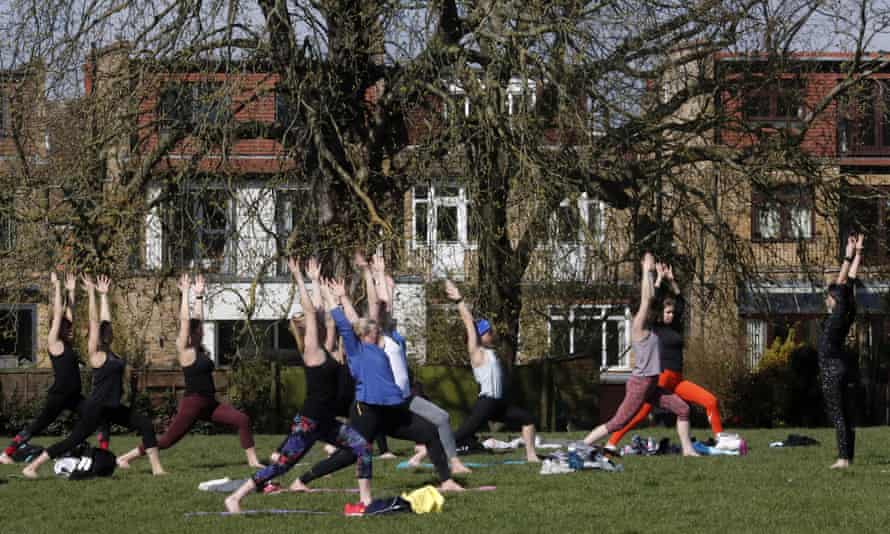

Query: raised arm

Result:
[289,258,321,364]
[175,273,191,353]
[193,274,206,322]
[355,251,380,322]
[632,253,657,342]
[64,272,76,324]
[848,234,864,281]
[317,279,338,353]
[47,272,64,355]
[837,235,856,285]
[445,280,483,366]
[333,277,361,324]
[96,275,112,323]
[372,253,393,314]
[82,275,99,358]
[305,257,324,311]
[328,279,361,358]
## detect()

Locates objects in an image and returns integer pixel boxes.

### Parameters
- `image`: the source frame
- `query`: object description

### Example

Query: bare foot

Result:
[0,453,14,465]
[439,479,465,492]
[323,444,337,457]
[269,452,281,463]
[526,455,541,463]
[683,450,701,457]
[450,460,473,474]
[378,452,397,460]
[224,496,241,514]
[830,459,850,469]
[21,466,38,479]
[408,452,426,467]
[116,458,130,469]
[289,479,311,492]
[152,469,168,476]
[248,462,264,469]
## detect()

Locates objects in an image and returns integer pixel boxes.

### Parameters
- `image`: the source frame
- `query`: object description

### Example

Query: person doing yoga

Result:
[819,233,864,470]
[1,272,109,464]
[23,275,165,477]
[225,258,374,513]
[117,273,261,470]
[605,263,732,451]
[323,274,464,493]
[444,280,539,463]
[583,253,697,456]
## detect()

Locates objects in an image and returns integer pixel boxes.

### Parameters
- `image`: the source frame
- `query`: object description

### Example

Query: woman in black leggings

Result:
[1,273,108,464]
[819,234,864,469]
[23,275,165,478]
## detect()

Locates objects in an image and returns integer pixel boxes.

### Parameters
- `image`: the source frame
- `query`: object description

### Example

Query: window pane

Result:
[556,205,581,243]
[436,205,458,242]
[437,185,459,198]
[742,92,771,119]
[0,309,33,361]
[467,206,478,243]
[605,320,622,367]
[882,83,890,147]
[194,83,228,126]
[586,201,601,243]
[777,81,802,119]
[756,205,780,239]
[574,317,603,359]
[550,319,570,358]
[414,186,428,200]
[790,206,812,239]
[414,202,428,244]
[841,194,878,257]
[159,85,191,128]
[276,91,293,126]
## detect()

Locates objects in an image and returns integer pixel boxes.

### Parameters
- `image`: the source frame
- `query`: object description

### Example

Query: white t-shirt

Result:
[382,335,411,399]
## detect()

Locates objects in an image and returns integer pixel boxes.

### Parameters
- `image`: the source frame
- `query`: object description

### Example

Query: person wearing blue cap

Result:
[445,280,539,463]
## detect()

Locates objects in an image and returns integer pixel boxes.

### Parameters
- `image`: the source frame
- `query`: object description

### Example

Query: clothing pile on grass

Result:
[539,443,624,475]
[53,443,117,480]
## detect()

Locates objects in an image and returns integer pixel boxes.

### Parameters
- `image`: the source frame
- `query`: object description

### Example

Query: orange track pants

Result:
[606,369,723,447]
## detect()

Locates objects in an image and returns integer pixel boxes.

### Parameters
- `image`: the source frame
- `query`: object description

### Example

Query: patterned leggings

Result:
[251,415,372,488]
[819,357,857,461]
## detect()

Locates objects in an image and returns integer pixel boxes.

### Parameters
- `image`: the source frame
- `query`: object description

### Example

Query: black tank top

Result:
[90,351,124,407]
[183,348,216,398]
[302,350,340,424]
[49,342,82,395]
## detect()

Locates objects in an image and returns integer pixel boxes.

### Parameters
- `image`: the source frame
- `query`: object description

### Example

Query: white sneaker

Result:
[715,433,741,451]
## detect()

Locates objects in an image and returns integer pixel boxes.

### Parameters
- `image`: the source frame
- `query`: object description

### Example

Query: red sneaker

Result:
[343,502,366,517]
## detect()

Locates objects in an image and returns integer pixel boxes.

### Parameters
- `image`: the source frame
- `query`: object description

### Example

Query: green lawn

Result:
[2,427,890,533]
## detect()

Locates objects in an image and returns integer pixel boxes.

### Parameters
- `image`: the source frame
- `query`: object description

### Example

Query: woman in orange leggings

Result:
[606,264,724,450]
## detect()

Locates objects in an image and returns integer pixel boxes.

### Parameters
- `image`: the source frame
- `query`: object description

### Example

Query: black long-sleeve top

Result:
[818,278,857,359]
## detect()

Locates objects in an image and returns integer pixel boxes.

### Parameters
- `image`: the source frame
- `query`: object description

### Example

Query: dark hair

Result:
[59,317,73,340]
[98,320,113,351]
[187,319,203,347]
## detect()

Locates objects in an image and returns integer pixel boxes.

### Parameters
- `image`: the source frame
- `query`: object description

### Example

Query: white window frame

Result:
[443,83,470,119]
[746,319,766,369]
[550,193,606,246]
[165,184,237,274]
[411,185,473,250]
[506,77,536,115]
[548,304,631,370]
[275,185,313,274]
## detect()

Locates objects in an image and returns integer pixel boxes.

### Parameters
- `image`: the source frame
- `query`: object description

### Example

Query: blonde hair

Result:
[353,317,379,338]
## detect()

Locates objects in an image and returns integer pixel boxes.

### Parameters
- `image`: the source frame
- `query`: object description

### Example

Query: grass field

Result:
[2,427,890,533]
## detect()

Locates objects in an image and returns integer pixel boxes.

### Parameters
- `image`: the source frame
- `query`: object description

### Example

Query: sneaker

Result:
[344,502,366,516]
[715,433,742,451]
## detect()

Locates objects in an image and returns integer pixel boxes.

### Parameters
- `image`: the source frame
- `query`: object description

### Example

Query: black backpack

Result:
[54,444,116,480]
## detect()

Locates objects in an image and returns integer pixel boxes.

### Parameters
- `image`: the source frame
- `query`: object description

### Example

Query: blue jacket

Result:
[331,308,404,406]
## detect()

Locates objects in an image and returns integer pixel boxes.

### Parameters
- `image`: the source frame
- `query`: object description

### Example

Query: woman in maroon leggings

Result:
[116,274,262,470]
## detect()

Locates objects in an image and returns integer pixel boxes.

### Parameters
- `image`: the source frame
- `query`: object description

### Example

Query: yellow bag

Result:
[401,485,445,514]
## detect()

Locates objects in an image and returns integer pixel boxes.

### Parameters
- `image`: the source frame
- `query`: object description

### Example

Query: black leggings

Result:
[5,392,110,456]
[374,433,390,454]
[329,401,451,482]
[819,357,857,461]
[454,396,535,445]
[46,402,156,459]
